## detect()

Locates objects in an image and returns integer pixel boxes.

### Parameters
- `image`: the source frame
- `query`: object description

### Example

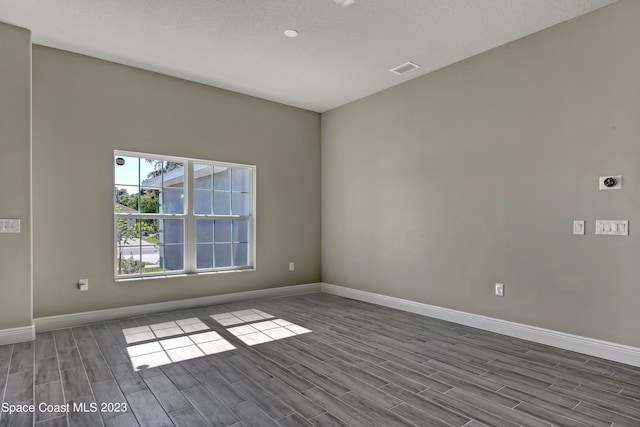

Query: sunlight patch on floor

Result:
[126,330,236,371]
[125,310,311,371]
[123,318,210,344]
[227,318,311,346]
[210,309,275,326]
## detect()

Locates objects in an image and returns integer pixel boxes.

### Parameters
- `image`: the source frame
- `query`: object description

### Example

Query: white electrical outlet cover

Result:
[573,220,585,235]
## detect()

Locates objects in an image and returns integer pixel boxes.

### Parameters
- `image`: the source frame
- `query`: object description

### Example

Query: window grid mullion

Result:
[185,160,196,273]
[212,218,216,269]
[229,220,234,267]
[114,214,187,220]
[193,215,249,220]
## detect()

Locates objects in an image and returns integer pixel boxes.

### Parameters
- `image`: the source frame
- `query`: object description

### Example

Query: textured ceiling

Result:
[0,0,617,112]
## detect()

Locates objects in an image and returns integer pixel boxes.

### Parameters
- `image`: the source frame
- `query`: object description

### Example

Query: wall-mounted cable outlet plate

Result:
[573,220,585,235]
[599,175,622,190]
[495,283,504,297]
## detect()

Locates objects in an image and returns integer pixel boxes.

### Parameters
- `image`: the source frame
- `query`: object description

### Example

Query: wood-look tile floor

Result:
[1,293,639,427]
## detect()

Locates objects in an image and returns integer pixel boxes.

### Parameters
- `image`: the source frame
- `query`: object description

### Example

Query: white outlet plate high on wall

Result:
[599,175,622,190]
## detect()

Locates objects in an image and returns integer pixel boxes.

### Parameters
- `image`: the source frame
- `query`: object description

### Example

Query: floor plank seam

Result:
[90,324,136,427]
[0,344,15,426]
[72,328,106,427]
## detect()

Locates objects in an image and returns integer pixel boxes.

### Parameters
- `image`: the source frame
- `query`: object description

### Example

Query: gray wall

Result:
[0,22,32,329]
[321,0,640,347]
[32,46,321,317]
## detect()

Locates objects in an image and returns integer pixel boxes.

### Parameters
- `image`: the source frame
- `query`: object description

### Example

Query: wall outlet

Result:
[495,283,504,297]
[78,279,88,291]
[573,220,585,235]
[289,262,295,271]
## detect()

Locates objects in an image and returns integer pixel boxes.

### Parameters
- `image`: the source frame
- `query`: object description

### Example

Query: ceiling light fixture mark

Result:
[390,61,420,75]
[284,29,298,38]
[332,0,356,6]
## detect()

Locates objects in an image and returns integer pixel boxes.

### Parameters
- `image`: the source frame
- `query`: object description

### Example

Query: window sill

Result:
[115,267,256,283]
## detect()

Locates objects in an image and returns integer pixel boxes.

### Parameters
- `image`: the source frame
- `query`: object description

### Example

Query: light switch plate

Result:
[495,283,504,297]
[0,219,20,233]
[595,220,628,236]
[573,220,585,235]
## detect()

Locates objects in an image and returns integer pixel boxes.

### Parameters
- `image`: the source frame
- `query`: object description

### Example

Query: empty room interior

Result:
[1,0,640,426]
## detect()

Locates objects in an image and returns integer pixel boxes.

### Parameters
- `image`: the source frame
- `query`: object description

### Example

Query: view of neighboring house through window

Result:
[114,152,254,279]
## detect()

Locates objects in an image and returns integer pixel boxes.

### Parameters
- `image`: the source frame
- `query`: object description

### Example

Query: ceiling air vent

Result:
[390,61,420,75]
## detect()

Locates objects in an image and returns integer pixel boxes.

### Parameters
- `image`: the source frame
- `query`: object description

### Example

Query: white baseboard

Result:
[0,324,35,345]
[321,283,640,368]
[29,281,640,367]
[35,283,322,332]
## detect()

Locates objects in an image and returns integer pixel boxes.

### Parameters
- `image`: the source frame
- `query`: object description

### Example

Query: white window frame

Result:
[114,150,256,280]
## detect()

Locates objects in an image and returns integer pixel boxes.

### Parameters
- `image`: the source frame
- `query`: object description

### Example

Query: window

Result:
[114,151,254,279]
